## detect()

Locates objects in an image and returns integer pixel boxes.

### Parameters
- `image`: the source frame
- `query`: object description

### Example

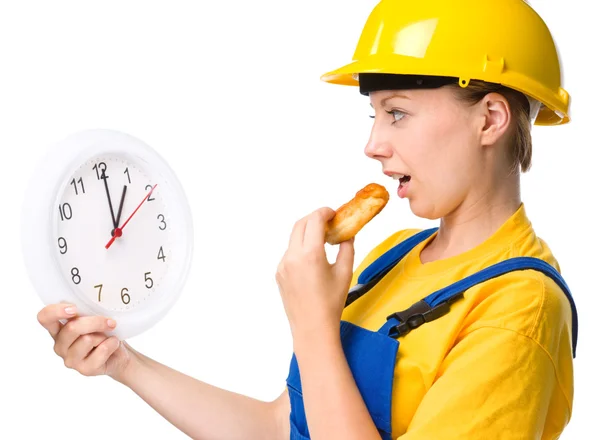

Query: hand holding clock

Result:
[25,129,322,438]
[24,129,193,380]
[36,303,135,381]
[34,175,159,381]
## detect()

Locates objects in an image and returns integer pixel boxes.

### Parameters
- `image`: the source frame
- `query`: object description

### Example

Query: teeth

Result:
[391,174,405,180]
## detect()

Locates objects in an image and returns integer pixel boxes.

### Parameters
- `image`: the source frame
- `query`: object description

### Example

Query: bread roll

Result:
[325,183,389,245]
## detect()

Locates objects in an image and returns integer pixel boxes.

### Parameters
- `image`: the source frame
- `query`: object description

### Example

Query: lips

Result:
[383,170,412,198]
[384,171,411,183]
[398,178,410,198]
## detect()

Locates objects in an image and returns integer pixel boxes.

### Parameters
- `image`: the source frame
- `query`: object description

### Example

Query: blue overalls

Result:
[286,228,579,439]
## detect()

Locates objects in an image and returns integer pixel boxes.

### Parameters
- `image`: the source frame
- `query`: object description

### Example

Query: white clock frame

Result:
[21,129,194,340]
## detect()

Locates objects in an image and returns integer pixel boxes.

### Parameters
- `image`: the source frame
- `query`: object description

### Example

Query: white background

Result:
[1,0,597,438]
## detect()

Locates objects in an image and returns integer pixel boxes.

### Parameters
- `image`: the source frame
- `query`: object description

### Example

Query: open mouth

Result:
[389,173,411,185]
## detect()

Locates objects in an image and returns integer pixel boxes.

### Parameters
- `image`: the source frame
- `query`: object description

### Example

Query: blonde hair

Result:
[449,80,535,176]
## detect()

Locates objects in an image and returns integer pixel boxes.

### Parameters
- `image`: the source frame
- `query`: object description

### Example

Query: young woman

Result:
[36,0,577,438]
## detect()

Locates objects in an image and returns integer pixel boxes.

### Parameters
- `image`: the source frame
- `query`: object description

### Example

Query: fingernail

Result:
[107,319,116,328]
[65,306,76,315]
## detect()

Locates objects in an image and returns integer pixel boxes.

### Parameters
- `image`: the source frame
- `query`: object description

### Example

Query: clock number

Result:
[145,185,156,201]
[157,246,166,262]
[59,203,72,221]
[144,272,154,288]
[121,288,131,304]
[124,167,131,184]
[93,162,108,180]
[157,214,167,230]
[58,237,68,254]
[71,267,81,285]
[70,177,86,195]
[94,284,103,301]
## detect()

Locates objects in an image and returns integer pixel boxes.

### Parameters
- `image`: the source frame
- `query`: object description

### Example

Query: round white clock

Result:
[21,129,194,340]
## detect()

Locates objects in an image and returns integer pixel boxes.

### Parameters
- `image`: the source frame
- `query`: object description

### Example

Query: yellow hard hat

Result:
[321,0,570,125]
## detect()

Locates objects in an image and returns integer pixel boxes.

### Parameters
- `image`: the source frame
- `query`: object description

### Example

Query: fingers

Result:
[289,208,334,248]
[66,336,121,377]
[64,332,108,368]
[37,303,78,340]
[37,303,122,378]
[335,237,355,278]
[288,216,308,248]
[54,315,116,359]
[84,337,121,374]
[303,207,336,250]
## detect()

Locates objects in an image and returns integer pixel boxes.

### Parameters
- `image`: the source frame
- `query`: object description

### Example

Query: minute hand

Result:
[101,170,117,229]
[105,184,157,250]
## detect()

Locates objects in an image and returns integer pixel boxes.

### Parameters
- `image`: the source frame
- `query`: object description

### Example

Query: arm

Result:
[116,343,289,440]
[293,328,381,440]
[37,304,290,440]
[398,327,571,439]
[275,207,384,440]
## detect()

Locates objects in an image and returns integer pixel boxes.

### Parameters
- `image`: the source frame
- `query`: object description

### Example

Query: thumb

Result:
[335,237,355,276]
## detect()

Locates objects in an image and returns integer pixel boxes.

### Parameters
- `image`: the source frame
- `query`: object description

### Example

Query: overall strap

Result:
[382,257,578,358]
[345,228,438,307]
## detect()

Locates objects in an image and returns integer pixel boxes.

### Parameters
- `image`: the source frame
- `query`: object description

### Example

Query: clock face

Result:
[53,154,173,312]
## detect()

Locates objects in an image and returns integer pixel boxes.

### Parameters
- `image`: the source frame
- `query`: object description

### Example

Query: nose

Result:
[364,124,393,160]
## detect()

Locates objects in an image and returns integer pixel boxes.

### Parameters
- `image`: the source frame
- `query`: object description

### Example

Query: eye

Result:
[386,110,406,123]
[368,110,407,123]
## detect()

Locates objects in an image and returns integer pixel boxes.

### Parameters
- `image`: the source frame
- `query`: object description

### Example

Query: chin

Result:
[407,197,446,221]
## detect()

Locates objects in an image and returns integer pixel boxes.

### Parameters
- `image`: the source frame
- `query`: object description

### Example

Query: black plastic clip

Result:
[386,294,464,338]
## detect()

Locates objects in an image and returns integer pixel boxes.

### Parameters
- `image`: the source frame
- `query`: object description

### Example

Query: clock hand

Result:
[101,169,118,230]
[105,184,157,249]
[113,185,128,234]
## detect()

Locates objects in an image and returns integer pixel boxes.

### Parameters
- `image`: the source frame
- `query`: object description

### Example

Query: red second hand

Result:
[105,184,158,249]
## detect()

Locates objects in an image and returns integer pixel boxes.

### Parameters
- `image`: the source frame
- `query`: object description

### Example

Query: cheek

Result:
[429,118,476,172]
[402,112,479,218]
[410,123,461,183]
[411,122,479,210]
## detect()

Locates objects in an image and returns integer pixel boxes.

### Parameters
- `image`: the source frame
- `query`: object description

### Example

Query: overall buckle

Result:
[386,294,463,339]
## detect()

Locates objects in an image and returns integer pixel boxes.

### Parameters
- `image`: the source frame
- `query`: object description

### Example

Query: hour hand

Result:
[115,185,128,229]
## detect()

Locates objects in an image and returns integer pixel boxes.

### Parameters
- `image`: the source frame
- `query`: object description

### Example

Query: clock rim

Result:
[21,129,194,340]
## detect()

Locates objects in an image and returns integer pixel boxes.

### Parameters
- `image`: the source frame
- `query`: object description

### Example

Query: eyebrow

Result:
[369,93,411,107]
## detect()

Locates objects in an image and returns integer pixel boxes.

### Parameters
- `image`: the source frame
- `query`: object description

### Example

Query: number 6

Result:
[121,287,130,304]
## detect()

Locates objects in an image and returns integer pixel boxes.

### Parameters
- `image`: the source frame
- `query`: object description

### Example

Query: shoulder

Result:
[458,269,575,415]
[462,265,574,357]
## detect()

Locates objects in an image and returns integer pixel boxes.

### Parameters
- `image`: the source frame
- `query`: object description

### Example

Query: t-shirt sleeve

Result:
[396,326,571,439]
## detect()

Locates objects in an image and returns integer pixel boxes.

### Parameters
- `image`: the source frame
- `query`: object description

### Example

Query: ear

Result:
[479,92,511,146]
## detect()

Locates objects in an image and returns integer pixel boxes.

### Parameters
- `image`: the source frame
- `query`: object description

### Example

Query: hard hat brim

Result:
[321,56,570,126]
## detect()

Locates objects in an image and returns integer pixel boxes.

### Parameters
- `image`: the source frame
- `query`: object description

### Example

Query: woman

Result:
[36,0,577,438]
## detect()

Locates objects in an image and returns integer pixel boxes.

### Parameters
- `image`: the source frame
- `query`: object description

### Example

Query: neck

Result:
[421,172,522,263]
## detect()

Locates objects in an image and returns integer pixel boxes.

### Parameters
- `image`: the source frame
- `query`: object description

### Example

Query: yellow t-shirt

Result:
[343,203,574,439]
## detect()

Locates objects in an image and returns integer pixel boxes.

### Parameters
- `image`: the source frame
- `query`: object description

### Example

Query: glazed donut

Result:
[325,183,390,245]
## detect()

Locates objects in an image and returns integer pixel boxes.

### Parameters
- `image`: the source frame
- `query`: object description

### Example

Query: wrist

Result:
[110,342,144,386]
[293,323,341,355]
